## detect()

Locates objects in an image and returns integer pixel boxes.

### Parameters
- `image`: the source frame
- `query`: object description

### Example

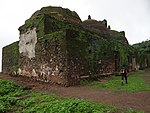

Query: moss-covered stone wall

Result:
[2,6,149,86]
[133,40,150,68]
[19,6,82,39]
[2,41,19,74]
[66,29,134,79]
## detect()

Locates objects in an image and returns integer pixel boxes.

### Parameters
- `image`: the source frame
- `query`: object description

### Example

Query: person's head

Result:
[122,64,125,69]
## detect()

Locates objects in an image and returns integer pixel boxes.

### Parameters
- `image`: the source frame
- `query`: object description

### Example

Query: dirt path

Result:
[0,73,150,113]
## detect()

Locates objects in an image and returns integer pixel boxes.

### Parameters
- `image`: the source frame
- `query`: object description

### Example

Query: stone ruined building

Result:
[133,40,150,69]
[2,6,149,86]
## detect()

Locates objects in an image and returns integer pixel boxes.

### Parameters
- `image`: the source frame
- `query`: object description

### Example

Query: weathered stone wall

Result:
[66,29,89,84]
[132,40,150,68]
[2,6,149,86]
[65,29,120,79]
[19,31,70,86]
[2,41,19,74]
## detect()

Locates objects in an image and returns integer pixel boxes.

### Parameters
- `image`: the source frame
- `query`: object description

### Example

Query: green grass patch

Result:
[16,92,117,113]
[84,70,150,92]
[0,79,26,113]
[0,78,145,113]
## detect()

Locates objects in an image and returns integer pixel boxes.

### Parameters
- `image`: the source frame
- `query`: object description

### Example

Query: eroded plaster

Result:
[19,27,37,59]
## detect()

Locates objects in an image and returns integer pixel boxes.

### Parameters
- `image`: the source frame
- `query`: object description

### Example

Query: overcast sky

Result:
[0,0,150,71]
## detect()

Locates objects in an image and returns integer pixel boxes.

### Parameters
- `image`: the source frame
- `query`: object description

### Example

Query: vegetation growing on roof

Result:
[18,14,45,38]
[18,6,82,36]
[31,6,82,23]
[19,13,82,39]
[133,40,150,53]
[110,30,128,44]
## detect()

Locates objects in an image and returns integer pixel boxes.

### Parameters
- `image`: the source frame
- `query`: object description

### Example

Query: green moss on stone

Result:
[133,40,150,67]
[19,13,82,39]
[2,41,19,74]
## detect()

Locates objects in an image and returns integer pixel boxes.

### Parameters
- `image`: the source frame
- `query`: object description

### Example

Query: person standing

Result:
[121,65,128,85]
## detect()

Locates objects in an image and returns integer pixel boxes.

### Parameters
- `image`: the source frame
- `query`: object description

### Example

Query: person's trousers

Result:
[121,74,128,85]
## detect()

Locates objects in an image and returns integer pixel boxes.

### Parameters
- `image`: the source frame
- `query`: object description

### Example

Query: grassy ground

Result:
[81,69,150,92]
[16,92,117,113]
[0,79,26,112]
[0,78,144,113]
[0,79,116,113]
